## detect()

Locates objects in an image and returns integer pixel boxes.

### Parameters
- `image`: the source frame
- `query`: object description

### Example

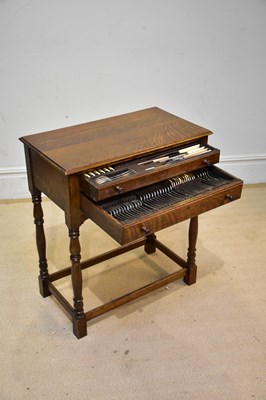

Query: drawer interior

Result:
[80,141,220,201]
[80,166,243,245]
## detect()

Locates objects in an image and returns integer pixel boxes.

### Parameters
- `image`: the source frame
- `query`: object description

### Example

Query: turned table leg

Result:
[68,228,87,339]
[144,233,157,254]
[32,192,51,298]
[184,216,198,285]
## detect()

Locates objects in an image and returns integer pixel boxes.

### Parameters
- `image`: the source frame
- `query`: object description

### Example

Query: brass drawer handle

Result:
[141,226,151,235]
[202,158,210,166]
[225,193,234,201]
[115,185,124,194]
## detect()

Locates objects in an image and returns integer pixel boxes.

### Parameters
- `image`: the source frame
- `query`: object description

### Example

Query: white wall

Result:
[1,0,266,199]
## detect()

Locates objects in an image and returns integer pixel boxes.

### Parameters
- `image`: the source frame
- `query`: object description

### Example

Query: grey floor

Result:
[1,184,265,400]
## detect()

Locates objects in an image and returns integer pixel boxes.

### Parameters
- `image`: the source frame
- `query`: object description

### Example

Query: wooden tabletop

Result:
[20,107,212,175]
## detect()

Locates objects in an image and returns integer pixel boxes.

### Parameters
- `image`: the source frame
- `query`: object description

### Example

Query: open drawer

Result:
[80,166,243,245]
[80,143,220,202]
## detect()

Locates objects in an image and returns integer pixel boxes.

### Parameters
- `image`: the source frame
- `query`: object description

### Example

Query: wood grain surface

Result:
[20,107,212,175]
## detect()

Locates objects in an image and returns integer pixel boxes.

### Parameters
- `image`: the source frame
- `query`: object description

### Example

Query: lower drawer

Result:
[80,166,243,244]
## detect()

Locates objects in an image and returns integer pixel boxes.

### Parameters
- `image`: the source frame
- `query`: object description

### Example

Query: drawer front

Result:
[80,167,243,245]
[80,144,220,201]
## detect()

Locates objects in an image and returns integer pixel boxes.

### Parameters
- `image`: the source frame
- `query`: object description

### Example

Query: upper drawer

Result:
[80,166,243,245]
[80,142,220,201]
